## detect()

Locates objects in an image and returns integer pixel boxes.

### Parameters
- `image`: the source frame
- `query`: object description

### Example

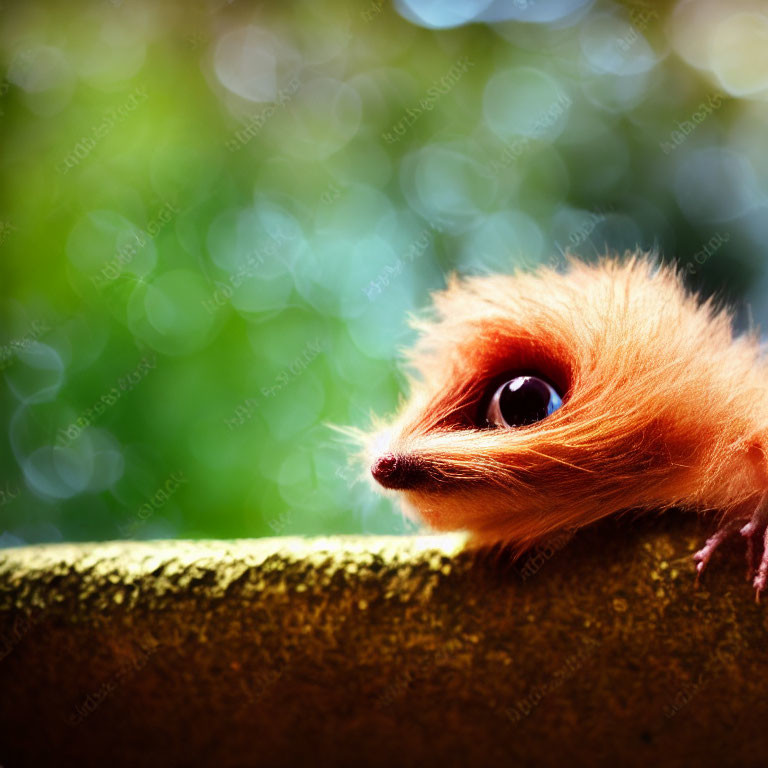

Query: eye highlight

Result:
[486,375,563,429]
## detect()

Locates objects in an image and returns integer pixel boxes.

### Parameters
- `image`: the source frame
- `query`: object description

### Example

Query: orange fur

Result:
[365,253,768,592]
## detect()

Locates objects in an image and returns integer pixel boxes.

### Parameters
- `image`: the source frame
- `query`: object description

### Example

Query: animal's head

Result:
[365,254,764,549]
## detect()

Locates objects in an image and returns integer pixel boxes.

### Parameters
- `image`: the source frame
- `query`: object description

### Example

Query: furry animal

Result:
[366,254,768,596]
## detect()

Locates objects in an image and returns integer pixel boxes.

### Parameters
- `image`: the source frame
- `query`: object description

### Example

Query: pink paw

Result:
[694,497,768,601]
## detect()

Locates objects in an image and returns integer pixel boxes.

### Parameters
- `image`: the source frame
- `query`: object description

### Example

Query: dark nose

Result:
[371,453,425,490]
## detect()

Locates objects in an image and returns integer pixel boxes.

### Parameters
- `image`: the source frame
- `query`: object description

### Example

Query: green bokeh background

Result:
[1,0,767,544]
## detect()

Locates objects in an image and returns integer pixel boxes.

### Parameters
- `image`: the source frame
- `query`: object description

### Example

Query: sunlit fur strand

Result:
[368,251,768,549]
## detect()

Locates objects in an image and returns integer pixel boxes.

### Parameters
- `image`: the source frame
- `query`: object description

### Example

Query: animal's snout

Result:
[371,453,427,490]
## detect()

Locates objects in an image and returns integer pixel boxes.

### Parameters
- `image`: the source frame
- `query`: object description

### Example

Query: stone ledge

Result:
[0,516,766,768]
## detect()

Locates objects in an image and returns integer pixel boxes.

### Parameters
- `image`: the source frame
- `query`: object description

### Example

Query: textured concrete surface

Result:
[0,515,767,768]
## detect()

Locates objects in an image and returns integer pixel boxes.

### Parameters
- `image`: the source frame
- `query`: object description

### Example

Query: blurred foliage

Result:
[1,0,768,544]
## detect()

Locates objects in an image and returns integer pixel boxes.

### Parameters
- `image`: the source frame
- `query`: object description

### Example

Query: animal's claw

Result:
[694,495,768,599]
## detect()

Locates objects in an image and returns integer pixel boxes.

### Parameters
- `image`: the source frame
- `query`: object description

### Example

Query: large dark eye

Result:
[486,375,563,428]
